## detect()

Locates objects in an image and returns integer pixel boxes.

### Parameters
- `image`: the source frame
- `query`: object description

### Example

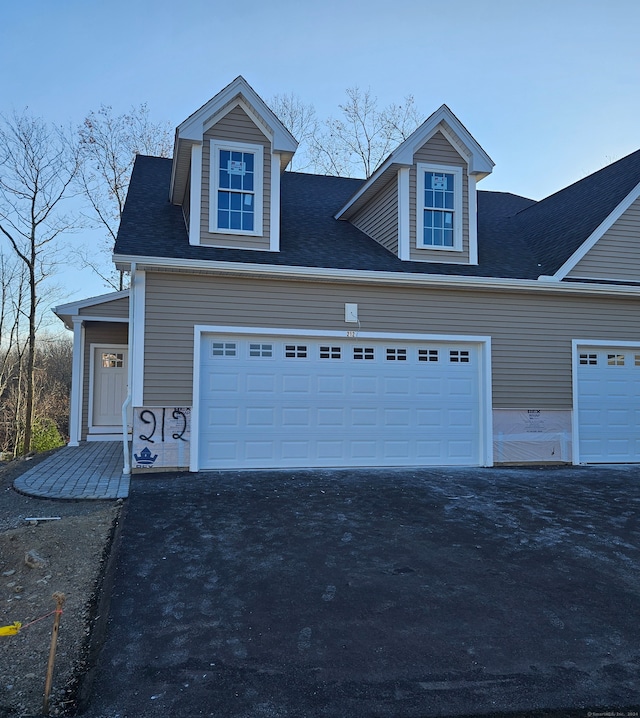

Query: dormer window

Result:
[210,139,263,236]
[416,163,463,251]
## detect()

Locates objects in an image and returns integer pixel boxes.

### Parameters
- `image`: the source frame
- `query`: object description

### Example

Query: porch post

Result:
[68,318,84,446]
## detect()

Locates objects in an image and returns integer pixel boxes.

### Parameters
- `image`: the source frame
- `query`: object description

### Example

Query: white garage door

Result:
[576,346,640,463]
[198,335,482,470]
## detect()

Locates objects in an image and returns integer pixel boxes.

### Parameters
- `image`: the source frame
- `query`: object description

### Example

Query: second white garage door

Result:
[576,345,640,463]
[198,335,483,469]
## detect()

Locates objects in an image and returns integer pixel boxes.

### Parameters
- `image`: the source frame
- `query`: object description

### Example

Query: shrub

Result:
[17,418,65,454]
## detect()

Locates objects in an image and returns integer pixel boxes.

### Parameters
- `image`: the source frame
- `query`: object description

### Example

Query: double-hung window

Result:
[416,163,463,250]
[210,140,263,235]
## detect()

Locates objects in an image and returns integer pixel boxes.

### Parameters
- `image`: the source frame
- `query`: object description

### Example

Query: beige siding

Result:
[409,130,470,263]
[201,105,271,250]
[351,176,398,254]
[82,322,128,439]
[568,195,640,281]
[79,297,129,319]
[143,271,640,410]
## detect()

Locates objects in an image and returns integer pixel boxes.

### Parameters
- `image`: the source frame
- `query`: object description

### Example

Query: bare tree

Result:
[0,111,80,454]
[268,93,317,171]
[77,104,173,290]
[310,87,422,178]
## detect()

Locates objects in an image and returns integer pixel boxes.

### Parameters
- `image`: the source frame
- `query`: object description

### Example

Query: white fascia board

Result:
[553,180,640,280]
[336,105,493,221]
[168,128,182,200]
[393,105,494,174]
[113,253,640,297]
[335,158,408,220]
[177,76,298,153]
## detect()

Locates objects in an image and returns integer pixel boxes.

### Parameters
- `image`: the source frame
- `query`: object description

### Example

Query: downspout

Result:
[121,262,136,475]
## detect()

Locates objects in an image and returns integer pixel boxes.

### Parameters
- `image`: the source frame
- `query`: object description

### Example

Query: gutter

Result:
[112,254,640,298]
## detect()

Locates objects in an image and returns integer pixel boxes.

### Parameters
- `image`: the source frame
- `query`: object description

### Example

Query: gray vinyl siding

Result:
[82,322,128,439]
[79,297,129,319]
[200,105,271,250]
[143,271,640,410]
[567,195,640,281]
[351,176,398,254]
[409,131,470,263]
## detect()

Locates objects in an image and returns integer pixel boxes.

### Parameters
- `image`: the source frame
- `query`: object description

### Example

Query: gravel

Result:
[0,451,121,717]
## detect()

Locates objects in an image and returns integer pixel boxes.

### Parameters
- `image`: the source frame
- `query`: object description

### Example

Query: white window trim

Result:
[209,139,264,237]
[416,163,463,252]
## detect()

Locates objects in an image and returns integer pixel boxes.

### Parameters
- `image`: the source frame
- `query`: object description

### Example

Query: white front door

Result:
[576,345,640,463]
[91,346,128,430]
[198,334,483,470]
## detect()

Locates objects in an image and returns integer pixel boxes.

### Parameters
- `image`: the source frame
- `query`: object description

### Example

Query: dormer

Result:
[336,105,494,265]
[169,76,298,252]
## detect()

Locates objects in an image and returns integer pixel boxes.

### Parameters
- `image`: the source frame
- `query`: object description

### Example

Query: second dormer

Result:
[169,76,297,251]
[336,105,494,265]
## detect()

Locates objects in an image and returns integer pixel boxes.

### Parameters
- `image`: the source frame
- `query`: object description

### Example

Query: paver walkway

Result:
[13,441,129,499]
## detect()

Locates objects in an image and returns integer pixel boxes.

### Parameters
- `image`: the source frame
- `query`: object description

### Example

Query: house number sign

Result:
[132,407,191,469]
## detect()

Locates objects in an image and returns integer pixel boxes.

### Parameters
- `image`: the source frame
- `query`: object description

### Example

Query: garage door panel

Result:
[383,408,411,426]
[199,335,482,469]
[282,375,311,393]
[577,347,640,463]
[282,407,311,427]
[317,375,345,394]
[208,407,239,426]
[351,376,377,394]
[246,374,276,392]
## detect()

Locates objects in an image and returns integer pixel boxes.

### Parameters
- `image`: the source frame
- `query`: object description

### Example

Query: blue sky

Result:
[2,0,640,303]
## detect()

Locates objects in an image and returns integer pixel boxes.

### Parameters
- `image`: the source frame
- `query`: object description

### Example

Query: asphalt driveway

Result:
[81,466,640,717]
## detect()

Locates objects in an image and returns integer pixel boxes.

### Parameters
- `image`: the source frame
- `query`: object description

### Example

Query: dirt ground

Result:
[0,451,120,717]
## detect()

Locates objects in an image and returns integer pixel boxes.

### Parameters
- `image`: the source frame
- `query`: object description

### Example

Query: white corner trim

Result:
[481,335,493,467]
[270,154,280,251]
[468,174,478,265]
[190,327,202,472]
[571,340,580,465]
[132,270,146,407]
[189,143,202,246]
[554,180,640,279]
[68,318,85,446]
[398,167,410,260]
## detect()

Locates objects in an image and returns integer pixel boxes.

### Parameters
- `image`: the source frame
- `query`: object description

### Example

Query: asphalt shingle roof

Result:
[114,151,640,280]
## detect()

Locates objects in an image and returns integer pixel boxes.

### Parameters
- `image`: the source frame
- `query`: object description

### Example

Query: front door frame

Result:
[88,343,129,435]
